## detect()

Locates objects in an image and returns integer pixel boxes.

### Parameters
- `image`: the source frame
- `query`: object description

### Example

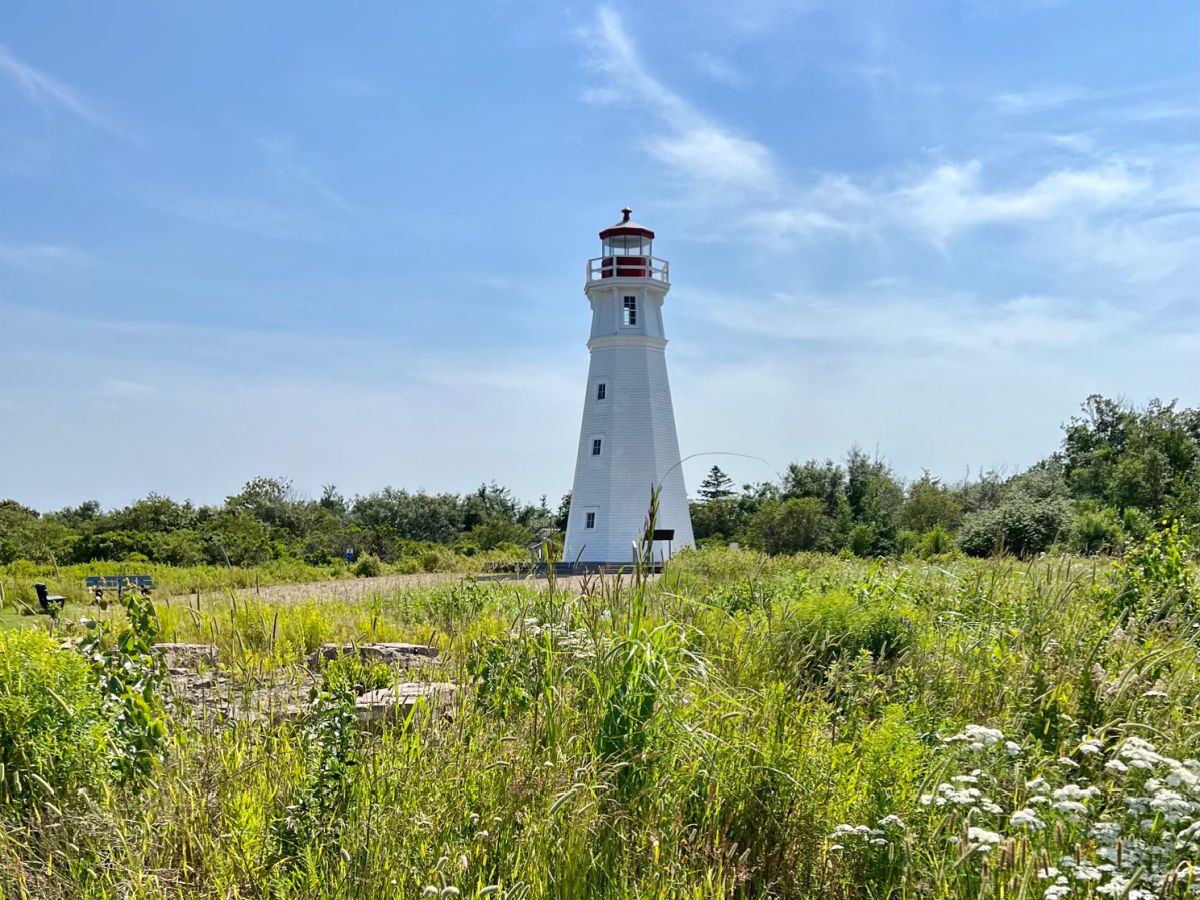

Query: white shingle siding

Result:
[563,280,695,563]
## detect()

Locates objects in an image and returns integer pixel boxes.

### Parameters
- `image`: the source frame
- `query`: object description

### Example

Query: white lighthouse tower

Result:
[562,208,695,565]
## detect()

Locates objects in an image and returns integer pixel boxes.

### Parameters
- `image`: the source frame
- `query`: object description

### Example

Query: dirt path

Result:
[169,570,640,606]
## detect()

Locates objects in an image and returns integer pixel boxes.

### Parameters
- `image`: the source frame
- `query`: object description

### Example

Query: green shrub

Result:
[1107,520,1197,623]
[352,554,383,578]
[1071,506,1124,554]
[958,495,1071,557]
[771,587,915,683]
[0,629,111,810]
[918,524,956,558]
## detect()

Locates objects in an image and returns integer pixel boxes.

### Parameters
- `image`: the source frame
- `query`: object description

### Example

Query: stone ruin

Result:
[153,641,459,728]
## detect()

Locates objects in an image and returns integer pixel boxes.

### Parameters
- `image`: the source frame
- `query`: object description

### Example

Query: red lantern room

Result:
[587,207,669,283]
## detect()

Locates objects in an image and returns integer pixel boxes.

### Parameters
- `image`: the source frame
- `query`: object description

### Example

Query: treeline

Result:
[691,395,1199,557]
[1,395,1196,567]
[0,480,563,568]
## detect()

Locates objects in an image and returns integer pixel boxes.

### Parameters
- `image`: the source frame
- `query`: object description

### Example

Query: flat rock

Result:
[305,642,439,670]
[354,682,458,725]
[154,643,219,670]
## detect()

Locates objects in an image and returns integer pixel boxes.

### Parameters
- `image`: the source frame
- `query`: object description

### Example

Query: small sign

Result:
[652,529,675,541]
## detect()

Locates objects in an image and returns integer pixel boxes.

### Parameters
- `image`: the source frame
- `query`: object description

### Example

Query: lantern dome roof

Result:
[599,207,655,240]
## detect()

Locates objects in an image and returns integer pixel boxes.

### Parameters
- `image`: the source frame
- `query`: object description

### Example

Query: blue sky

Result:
[1,0,1197,511]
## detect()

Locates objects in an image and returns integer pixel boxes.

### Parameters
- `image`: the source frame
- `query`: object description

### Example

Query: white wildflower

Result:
[1079,738,1104,756]
[1011,808,1045,830]
[1005,740,1023,756]
[968,826,1002,852]
[1148,788,1195,824]
[1105,759,1129,773]
[1118,737,1165,770]
[1044,876,1071,899]
[1053,799,1088,819]
[946,724,1004,748]
[877,814,905,829]
[1053,785,1100,802]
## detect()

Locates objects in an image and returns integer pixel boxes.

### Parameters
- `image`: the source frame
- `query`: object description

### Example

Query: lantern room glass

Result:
[603,234,652,257]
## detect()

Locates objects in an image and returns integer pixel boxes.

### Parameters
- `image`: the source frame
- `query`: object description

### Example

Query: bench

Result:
[33,583,66,614]
[85,574,154,607]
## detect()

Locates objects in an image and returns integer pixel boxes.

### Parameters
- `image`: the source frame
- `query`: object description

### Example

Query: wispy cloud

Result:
[153,138,351,240]
[577,7,778,193]
[0,242,89,272]
[0,44,133,140]
[992,85,1092,114]
[693,52,747,88]
[258,136,351,213]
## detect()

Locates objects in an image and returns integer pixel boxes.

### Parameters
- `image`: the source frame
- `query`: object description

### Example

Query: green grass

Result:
[1,546,1198,898]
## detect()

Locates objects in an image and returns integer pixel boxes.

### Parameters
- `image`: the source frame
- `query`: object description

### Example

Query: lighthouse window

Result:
[623,296,637,326]
[596,383,606,400]
[585,512,596,529]
[592,439,602,456]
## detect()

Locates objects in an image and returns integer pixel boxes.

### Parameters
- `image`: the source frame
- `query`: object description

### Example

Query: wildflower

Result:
[1006,740,1023,756]
[1079,738,1104,756]
[1011,808,1045,830]
[1044,875,1071,898]
[877,814,905,829]
[968,826,1002,852]
[1053,799,1087,819]
[1057,757,1079,768]
[1148,788,1195,824]
[1028,777,1049,792]
[1105,759,1129,773]
[1118,737,1165,770]
[1053,785,1100,802]
[945,724,1005,749]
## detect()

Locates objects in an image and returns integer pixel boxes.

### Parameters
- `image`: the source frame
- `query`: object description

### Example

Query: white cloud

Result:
[0,44,132,139]
[898,159,1144,244]
[578,7,778,192]
[992,86,1091,114]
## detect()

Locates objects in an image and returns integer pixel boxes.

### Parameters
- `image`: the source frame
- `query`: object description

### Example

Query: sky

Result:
[1,0,1197,512]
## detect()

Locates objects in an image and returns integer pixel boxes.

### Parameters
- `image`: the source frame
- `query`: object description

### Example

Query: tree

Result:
[901,473,964,533]
[744,498,831,555]
[697,466,735,503]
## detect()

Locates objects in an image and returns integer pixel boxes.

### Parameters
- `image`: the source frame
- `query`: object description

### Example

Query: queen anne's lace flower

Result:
[1010,808,1044,829]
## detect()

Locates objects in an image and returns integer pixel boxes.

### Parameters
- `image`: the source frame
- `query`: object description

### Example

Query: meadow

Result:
[1,530,1198,899]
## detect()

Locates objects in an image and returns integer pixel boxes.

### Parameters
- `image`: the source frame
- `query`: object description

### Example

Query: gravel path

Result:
[170,570,643,606]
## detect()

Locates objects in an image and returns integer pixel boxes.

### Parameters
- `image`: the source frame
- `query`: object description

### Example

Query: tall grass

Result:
[1,543,1197,898]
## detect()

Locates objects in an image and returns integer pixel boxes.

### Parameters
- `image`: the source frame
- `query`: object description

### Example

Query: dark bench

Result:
[85,574,154,608]
[33,583,66,614]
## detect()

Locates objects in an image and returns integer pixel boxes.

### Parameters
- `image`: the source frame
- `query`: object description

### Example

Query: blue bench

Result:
[85,574,154,607]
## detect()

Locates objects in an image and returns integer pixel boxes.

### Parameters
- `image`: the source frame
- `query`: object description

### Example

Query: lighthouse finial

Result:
[621,207,632,222]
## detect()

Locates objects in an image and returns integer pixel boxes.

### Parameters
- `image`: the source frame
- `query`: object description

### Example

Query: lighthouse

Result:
[562,208,695,565]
